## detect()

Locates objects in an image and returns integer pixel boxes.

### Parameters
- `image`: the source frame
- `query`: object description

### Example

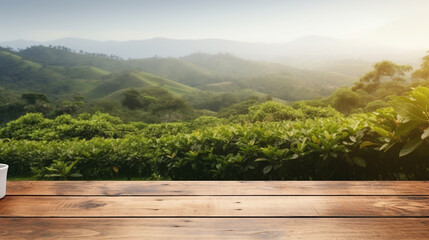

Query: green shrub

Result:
[2,88,429,180]
[248,101,304,122]
[0,112,137,140]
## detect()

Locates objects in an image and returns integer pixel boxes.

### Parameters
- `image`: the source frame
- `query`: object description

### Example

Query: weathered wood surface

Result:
[7,181,429,196]
[1,218,429,240]
[2,181,429,239]
[1,196,429,217]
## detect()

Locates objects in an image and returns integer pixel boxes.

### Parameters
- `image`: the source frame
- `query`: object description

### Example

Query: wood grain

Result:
[1,218,428,240]
[3,181,429,239]
[1,195,428,217]
[7,181,429,196]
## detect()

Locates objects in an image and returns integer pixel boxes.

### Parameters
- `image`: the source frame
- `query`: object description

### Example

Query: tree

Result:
[122,89,144,110]
[122,89,156,110]
[330,88,362,114]
[21,93,49,105]
[352,61,412,92]
[412,52,429,81]
[21,93,52,114]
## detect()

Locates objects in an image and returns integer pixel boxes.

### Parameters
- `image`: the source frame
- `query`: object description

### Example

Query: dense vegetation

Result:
[1,87,429,180]
[0,45,355,124]
[2,46,429,180]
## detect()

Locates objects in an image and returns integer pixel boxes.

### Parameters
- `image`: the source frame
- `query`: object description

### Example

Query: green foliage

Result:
[0,112,136,140]
[352,61,412,92]
[412,52,429,81]
[247,101,341,122]
[382,87,429,157]
[122,89,156,110]
[2,47,429,180]
[293,103,341,118]
[330,88,363,114]
[363,100,390,112]
[41,159,83,180]
[352,87,429,181]
[248,101,304,122]
[1,101,429,180]
[53,98,84,116]
[22,93,49,105]
[217,98,261,118]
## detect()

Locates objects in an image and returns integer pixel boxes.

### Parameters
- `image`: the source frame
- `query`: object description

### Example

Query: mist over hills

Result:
[1,36,424,71]
[0,45,355,103]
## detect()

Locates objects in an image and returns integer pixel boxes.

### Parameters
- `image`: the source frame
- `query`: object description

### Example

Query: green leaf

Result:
[395,120,421,136]
[371,127,390,137]
[324,130,331,140]
[69,173,83,178]
[412,91,429,108]
[415,86,429,98]
[392,100,428,122]
[360,141,377,149]
[64,159,81,176]
[311,135,318,143]
[380,141,396,152]
[399,138,423,157]
[352,156,367,168]
[422,127,429,140]
[263,165,272,175]
[308,142,321,151]
[255,158,269,162]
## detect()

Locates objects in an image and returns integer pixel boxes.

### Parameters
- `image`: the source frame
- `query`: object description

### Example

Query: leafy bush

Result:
[2,88,429,180]
[248,101,304,122]
[362,87,429,158]
[293,103,342,118]
[0,112,137,140]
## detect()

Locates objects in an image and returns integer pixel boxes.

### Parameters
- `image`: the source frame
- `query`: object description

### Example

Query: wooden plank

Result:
[6,181,429,196]
[1,196,428,217]
[1,218,428,240]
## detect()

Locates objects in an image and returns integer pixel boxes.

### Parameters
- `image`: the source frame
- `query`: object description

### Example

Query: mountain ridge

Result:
[1,36,423,68]
[0,45,360,103]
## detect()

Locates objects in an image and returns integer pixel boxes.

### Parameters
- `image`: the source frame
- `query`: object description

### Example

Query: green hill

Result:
[127,58,216,87]
[181,53,286,78]
[2,46,356,102]
[0,49,66,95]
[181,53,354,100]
[86,71,198,100]
[0,48,198,101]
[18,46,127,72]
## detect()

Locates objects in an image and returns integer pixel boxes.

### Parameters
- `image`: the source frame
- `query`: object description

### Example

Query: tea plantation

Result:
[1,87,429,180]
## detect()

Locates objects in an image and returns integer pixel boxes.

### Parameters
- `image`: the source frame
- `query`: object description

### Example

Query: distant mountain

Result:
[0,39,40,50]
[1,36,424,67]
[0,48,198,100]
[1,38,263,59]
[181,53,287,78]
[0,45,360,102]
[180,53,354,100]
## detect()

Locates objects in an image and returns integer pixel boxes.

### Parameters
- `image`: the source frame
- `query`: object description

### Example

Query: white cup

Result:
[0,164,8,199]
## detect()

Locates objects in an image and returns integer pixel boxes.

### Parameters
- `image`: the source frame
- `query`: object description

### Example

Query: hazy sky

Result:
[1,0,428,49]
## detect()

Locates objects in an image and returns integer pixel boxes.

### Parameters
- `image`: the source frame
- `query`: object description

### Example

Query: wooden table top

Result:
[1,181,429,239]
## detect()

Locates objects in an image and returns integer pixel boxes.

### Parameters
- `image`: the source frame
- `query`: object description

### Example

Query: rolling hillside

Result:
[0,48,198,101]
[86,71,198,100]
[0,46,357,103]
